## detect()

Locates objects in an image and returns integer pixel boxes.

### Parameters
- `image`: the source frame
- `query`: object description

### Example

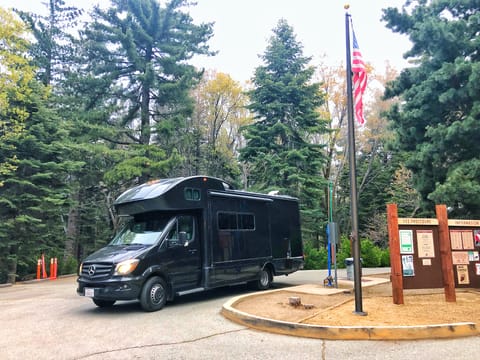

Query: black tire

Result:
[140,276,167,312]
[92,298,116,308]
[256,267,272,290]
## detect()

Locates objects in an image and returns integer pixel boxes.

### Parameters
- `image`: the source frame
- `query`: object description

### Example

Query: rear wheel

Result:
[140,276,167,312]
[256,267,272,290]
[92,298,116,308]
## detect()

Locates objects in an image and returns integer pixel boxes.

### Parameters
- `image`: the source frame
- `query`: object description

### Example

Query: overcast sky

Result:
[2,0,412,83]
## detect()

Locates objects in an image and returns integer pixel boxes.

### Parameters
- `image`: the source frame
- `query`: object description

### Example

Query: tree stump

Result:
[288,296,301,307]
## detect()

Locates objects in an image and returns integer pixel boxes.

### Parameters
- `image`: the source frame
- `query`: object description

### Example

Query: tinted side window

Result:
[166,215,195,243]
[218,212,237,230]
[217,212,254,231]
[239,214,255,230]
[178,215,194,240]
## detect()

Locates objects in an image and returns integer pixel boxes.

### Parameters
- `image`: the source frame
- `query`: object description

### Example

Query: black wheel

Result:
[256,267,272,290]
[140,276,167,312]
[92,298,116,308]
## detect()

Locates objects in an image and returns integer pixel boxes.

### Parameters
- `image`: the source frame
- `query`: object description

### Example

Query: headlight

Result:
[78,263,83,275]
[114,259,139,275]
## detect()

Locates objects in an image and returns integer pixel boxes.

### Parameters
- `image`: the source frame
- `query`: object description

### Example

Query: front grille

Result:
[81,263,113,279]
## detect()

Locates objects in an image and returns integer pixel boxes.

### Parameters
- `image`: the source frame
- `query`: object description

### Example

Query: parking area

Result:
[1,271,478,359]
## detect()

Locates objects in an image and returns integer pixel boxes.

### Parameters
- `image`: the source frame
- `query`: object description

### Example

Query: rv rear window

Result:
[184,187,201,201]
[218,212,255,231]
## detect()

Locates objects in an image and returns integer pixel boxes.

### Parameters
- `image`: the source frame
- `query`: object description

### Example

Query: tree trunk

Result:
[64,191,80,261]
[7,253,17,284]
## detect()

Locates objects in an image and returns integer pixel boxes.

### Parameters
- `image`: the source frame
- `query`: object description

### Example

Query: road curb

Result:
[222,292,478,340]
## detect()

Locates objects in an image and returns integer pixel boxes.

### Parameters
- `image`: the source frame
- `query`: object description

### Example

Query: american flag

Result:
[352,29,367,126]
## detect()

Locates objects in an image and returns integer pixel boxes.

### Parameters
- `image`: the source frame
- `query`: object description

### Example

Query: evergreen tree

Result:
[0,7,34,282]
[0,78,82,283]
[240,19,329,244]
[79,0,214,186]
[383,0,480,217]
[14,0,83,86]
[14,0,90,264]
[1,7,84,282]
[0,8,32,186]
[54,0,215,260]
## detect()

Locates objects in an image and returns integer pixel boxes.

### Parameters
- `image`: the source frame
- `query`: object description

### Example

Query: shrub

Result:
[303,244,328,269]
[380,248,391,267]
[336,235,352,268]
[360,239,382,267]
[303,236,390,269]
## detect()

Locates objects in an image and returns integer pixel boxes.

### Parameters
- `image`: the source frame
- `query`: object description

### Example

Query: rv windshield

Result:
[109,216,171,246]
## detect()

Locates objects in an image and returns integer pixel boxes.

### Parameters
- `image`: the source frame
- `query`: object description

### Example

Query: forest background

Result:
[1,0,479,283]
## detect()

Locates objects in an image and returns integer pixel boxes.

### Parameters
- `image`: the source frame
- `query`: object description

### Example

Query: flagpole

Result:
[344,4,366,316]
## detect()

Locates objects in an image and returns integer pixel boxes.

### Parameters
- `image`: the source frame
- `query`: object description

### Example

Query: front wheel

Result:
[140,276,167,312]
[255,267,272,290]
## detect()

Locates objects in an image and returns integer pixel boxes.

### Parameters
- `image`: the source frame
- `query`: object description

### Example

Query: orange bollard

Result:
[52,258,58,280]
[50,258,54,280]
[36,259,41,280]
[41,254,47,279]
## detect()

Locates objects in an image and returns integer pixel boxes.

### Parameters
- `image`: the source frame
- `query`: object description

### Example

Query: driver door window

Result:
[166,216,194,246]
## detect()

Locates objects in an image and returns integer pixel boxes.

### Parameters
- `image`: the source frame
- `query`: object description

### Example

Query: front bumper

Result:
[77,276,143,301]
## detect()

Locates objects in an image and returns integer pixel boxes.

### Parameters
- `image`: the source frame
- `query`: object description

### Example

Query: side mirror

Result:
[179,231,188,247]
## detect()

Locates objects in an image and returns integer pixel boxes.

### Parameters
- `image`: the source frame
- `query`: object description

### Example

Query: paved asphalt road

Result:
[0,269,478,360]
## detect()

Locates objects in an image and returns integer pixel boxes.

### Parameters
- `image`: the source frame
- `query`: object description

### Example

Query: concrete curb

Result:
[221,288,479,341]
[8,274,77,285]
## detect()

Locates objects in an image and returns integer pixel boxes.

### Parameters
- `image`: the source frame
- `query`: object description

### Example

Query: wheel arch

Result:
[141,267,174,301]
[263,261,275,280]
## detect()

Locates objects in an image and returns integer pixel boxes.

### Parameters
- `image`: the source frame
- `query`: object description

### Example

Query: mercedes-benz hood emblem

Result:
[88,265,96,276]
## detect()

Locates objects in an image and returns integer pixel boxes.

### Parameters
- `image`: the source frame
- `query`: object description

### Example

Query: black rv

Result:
[77,176,304,311]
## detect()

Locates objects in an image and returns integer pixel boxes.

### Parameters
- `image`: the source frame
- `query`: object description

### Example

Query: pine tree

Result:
[240,19,329,243]
[14,0,83,86]
[0,78,82,283]
[14,1,97,264]
[79,0,214,186]
[383,0,480,217]
[50,0,216,260]
[0,8,34,283]
[0,8,32,186]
